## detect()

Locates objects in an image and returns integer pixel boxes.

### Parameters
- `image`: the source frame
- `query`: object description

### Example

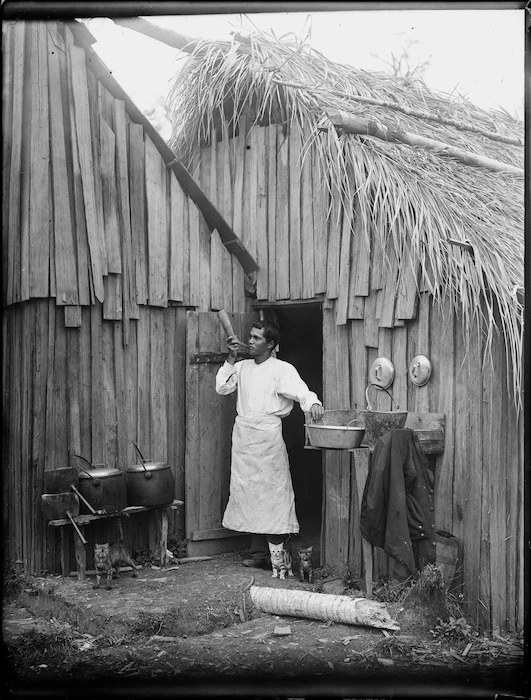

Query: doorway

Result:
[259,303,323,554]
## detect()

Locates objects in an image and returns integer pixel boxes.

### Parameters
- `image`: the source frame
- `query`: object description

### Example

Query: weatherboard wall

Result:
[2,20,250,578]
[194,124,524,634]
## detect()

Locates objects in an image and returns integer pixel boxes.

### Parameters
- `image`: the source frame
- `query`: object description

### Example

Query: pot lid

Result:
[78,467,123,479]
[127,462,170,473]
[368,357,395,389]
[408,355,432,386]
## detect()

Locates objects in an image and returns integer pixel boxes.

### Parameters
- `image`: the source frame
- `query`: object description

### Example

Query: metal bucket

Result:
[360,384,408,450]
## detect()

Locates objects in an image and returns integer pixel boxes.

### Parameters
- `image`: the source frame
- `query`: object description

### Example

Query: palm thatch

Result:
[166,28,524,406]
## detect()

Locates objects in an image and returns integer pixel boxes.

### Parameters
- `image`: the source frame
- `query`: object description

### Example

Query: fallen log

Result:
[250,586,400,631]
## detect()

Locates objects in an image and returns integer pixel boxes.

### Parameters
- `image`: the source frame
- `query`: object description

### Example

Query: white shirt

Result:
[216,356,321,418]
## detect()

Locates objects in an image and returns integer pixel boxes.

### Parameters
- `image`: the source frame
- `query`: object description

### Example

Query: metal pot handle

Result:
[132,442,152,479]
[346,419,362,429]
[72,453,95,479]
[365,384,401,412]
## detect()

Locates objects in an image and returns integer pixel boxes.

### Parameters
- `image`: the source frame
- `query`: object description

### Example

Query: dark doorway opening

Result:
[260,304,323,554]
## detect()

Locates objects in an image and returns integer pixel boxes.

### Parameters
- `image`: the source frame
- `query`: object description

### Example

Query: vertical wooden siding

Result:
[320,301,523,633]
[2,21,247,318]
[2,301,188,574]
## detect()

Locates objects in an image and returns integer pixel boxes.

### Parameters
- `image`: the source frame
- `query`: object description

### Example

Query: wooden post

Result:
[60,526,68,578]
[74,525,87,581]
[353,448,373,595]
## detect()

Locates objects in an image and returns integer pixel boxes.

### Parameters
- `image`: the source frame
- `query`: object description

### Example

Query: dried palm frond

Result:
[166,25,523,407]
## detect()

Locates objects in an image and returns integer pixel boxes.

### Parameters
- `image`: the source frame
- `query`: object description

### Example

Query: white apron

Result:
[222,414,299,534]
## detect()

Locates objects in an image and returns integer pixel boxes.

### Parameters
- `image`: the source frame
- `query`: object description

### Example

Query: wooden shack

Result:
[160,26,524,634]
[2,19,258,577]
[2,19,524,635]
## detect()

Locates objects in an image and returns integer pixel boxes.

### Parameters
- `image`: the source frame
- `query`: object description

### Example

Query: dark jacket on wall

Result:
[360,428,436,577]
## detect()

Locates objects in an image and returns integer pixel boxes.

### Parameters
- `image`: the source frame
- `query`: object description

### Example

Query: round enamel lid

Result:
[408,355,432,386]
[368,357,395,389]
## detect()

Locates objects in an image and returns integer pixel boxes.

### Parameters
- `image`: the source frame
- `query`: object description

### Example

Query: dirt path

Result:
[3,553,526,697]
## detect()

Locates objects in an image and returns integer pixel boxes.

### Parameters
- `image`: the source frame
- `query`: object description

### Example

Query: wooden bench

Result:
[47,499,184,581]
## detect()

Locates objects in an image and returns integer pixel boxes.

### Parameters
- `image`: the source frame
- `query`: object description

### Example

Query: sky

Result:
[83,8,525,141]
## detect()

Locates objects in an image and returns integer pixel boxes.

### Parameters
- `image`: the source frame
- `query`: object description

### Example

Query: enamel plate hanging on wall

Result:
[368,357,395,389]
[408,355,432,386]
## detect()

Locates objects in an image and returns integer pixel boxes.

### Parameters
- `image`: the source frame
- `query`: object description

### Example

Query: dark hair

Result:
[252,320,280,347]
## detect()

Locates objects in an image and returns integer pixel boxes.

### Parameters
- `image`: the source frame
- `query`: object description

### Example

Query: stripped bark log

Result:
[326,109,523,175]
[250,586,400,630]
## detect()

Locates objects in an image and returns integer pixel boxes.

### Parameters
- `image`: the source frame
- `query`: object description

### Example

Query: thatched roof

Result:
[166,28,524,405]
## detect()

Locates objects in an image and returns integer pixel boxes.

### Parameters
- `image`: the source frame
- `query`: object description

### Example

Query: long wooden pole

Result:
[326,109,524,176]
[112,17,198,54]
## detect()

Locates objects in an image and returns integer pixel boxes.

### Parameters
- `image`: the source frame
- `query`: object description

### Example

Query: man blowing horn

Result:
[215,320,324,568]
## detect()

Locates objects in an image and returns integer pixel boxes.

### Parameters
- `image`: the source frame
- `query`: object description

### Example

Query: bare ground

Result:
[3,552,526,698]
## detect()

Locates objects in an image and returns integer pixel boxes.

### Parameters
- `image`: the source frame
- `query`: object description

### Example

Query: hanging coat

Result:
[216,357,321,534]
[360,428,436,576]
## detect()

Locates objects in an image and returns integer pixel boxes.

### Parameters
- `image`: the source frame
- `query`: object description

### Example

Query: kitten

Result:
[298,545,314,583]
[268,542,294,580]
[93,541,138,590]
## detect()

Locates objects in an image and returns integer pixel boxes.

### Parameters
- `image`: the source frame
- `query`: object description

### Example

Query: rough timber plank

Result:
[29,22,51,298]
[415,293,431,413]
[489,336,506,633]
[47,25,78,305]
[216,139,233,309]
[136,309,151,456]
[255,127,269,300]
[312,163,328,295]
[430,296,455,534]
[169,173,185,302]
[326,184,341,300]
[300,139,315,299]
[208,142,224,311]
[7,22,25,305]
[276,130,290,300]
[113,101,136,329]
[353,448,373,594]
[145,137,168,307]
[99,119,122,274]
[363,293,379,348]
[349,319,367,410]
[198,153,212,311]
[188,200,200,307]
[185,311,200,539]
[245,128,258,264]
[378,245,398,328]
[210,229,224,311]
[129,122,148,305]
[453,323,483,627]
[69,43,105,301]
[150,309,168,461]
[267,126,278,301]
[2,22,14,303]
[66,57,91,306]
[197,313,223,531]
[391,326,408,411]
[335,206,352,325]
[216,138,233,311]
[289,128,303,299]
[90,305,105,463]
[395,259,419,320]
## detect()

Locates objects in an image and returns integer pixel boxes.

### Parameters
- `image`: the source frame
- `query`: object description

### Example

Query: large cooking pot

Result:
[126,461,175,507]
[126,444,175,507]
[74,455,127,514]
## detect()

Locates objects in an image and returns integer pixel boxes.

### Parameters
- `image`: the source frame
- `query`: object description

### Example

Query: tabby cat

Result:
[93,541,138,590]
[268,541,293,580]
[297,545,314,583]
